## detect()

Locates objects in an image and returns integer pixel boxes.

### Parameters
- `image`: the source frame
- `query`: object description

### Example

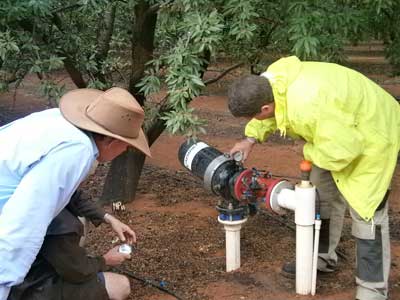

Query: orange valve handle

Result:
[300,160,312,172]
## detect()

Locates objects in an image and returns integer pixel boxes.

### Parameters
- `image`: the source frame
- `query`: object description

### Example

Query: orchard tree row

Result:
[1,0,398,202]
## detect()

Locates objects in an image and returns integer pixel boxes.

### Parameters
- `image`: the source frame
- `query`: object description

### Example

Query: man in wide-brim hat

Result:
[0,87,151,300]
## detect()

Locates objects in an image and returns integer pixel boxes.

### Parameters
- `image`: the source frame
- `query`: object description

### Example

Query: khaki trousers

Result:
[310,165,390,300]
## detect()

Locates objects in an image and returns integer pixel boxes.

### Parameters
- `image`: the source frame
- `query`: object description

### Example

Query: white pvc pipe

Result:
[311,219,322,295]
[296,224,314,295]
[218,217,248,272]
[277,188,297,211]
[295,184,316,295]
[294,185,316,226]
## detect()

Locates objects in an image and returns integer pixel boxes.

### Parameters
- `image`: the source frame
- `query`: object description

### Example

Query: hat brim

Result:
[59,89,151,157]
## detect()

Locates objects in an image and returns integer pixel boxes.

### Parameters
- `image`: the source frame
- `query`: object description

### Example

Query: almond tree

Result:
[0,0,376,203]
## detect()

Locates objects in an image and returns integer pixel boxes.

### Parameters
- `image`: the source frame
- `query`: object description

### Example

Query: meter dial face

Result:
[232,151,243,162]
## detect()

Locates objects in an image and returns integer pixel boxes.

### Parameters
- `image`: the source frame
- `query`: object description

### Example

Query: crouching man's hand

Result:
[104,213,136,244]
[103,246,131,266]
[229,137,256,162]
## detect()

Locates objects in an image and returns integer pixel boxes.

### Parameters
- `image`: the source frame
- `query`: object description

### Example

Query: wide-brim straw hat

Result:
[59,87,151,157]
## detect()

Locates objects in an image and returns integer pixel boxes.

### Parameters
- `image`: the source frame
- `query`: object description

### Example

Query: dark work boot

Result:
[281,261,295,279]
[281,219,336,279]
[281,260,335,280]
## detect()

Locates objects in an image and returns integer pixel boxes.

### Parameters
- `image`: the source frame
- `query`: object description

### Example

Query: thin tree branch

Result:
[93,3,117,84]
[204,62,244,85]
[12,78,23,110]
[51,0,127,14]
[128,0,158,103]
[1,70,18,85]
[49,14,87,88]
[156,95,168,108]
[147,0,174,15]
[265,21,280,44]
[98,4,117,59]
[63,57,87,88]
[114,68,127,84]
[55,75,70,84]
[51,3,82,14]
[255,17,283,25]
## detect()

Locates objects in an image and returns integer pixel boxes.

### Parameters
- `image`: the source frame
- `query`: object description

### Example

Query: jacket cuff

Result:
[246,137,257,144]
[91,208,107,227]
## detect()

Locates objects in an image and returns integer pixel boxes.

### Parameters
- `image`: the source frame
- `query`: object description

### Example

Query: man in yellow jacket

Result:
[228,56,400,300]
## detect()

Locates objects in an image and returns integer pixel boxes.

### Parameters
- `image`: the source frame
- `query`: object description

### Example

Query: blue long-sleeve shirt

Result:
[0,108,98,299]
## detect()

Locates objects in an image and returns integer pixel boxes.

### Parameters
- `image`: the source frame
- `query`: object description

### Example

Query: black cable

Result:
[258,210,296,231]
[113,267,185,300]
[271,173,302,180]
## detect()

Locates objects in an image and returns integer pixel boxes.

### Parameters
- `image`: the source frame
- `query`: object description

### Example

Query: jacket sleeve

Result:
[67,190,106,227]
[303,102,364,172]
[245,118,277,142]
[41,234,107,284]
[0,143,95,290]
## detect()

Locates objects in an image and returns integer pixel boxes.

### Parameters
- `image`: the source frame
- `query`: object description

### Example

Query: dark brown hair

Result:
[228,75,274,117]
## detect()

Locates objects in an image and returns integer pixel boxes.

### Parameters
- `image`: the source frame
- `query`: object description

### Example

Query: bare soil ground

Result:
[1,43,400,300]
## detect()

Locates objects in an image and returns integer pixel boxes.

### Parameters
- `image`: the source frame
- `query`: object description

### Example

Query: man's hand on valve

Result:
[229,137,256,162]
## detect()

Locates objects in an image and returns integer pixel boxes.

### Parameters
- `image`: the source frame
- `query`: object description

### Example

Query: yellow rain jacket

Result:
[245,56,400,221]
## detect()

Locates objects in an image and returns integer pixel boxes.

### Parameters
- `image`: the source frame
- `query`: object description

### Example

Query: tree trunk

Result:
[101,1,158,204]
[100,117,166,204]
[94,3,117,84]
[128,1,158,104]
[100,2,216,204]
[99,147,146,204]
[64,57,87,88]
[101,46,214,204]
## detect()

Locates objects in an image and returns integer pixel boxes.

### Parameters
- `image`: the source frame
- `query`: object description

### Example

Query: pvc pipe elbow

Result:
[277,188,297,211]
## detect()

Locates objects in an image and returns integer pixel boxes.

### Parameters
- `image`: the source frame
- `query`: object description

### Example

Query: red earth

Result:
[1,43,400,300]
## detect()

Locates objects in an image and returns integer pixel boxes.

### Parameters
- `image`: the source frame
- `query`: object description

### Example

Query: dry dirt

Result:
[1,44,400,300]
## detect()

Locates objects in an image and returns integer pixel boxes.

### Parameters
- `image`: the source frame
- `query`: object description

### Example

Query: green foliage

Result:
[224,0,259,42]
[279,1,367,62]
[1,0,400,138]
[0,31,19,61]
[0,0,123,101]
[280,0,400,74]
[38,80,65,106]
[192,0,370,71]
[220,0,283,68]
[162,107,206,136]
[138,2,224,137]
[362,0,400,74]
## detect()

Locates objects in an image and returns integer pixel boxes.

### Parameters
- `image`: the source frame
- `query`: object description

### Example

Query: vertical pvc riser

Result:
[218,218,248,272]
[296,225,314,294]
[294,185,316,295]
[225,224,242,272]
[275,184,316,295]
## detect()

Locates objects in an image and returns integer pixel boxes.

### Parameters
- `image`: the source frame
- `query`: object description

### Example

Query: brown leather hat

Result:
[59,87,151,156]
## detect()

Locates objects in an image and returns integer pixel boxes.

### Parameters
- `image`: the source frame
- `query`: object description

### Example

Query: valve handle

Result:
[300,160,312,172]
[300,160,312,181]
